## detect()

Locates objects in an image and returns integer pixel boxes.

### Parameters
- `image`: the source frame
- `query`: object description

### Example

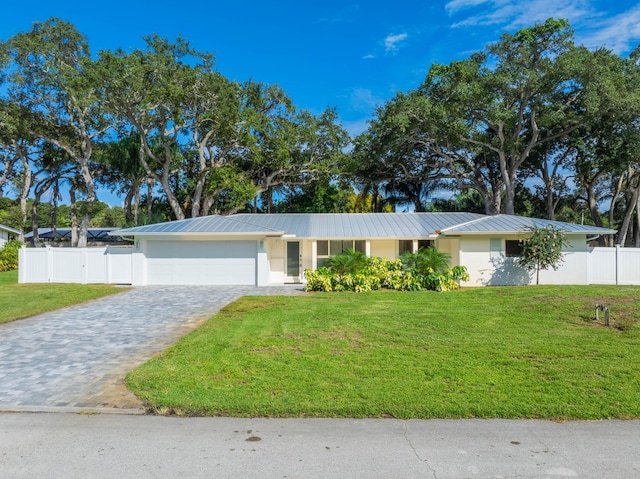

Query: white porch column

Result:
[131,239,146,286]
[256,239,270,286]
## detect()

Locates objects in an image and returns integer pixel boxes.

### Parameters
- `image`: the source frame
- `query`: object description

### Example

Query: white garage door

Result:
[145,240,257,285]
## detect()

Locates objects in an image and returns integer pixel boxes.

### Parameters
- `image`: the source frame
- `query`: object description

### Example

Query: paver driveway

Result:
[0,285,302,411]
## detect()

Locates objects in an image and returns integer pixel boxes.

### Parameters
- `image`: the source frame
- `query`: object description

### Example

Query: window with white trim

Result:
[317,240,366,267]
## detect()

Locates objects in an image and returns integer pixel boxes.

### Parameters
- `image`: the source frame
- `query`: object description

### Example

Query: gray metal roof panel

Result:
[113,215,284,236]
[442,214,616,235]
[234,213,486,238]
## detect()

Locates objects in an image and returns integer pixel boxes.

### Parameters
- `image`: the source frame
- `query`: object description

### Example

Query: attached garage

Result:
[144,240,257,285]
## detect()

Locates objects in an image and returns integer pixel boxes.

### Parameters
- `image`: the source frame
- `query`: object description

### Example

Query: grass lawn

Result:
[126,285,640,419]
[0,270,124,325]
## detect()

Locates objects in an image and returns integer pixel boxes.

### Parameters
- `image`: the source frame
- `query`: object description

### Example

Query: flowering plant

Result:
[517,226,568,285]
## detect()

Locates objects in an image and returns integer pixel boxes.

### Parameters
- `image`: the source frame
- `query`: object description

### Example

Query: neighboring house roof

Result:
[24,228,123,241]
[112,213,616,239]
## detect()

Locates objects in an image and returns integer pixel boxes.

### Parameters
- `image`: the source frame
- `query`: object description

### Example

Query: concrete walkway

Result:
[0,285,303,411]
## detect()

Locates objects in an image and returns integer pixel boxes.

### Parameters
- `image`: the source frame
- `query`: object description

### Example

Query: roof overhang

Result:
[0,224,21,235]
[440,229,617,236]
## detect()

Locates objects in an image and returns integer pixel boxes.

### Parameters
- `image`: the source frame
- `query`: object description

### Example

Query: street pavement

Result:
[1,413,639,478]
[0,285,303,411]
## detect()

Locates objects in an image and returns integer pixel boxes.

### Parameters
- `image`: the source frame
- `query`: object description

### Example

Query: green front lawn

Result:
[0,270,18,286]
[0,270,124,325]
[126,286,640,419]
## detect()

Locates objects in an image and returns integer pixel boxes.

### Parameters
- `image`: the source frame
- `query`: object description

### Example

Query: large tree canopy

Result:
[354,18,638,218]
[0,18,348,242]
[1,17,640,245]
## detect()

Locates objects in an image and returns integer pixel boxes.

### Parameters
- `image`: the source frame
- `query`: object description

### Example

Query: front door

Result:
[286,241,301,282]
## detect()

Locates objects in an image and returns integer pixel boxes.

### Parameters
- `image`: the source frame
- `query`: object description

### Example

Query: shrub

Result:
[326,249,367,275]
[305,253,469,293]
[400,247,452,275]
[0,241,22,272]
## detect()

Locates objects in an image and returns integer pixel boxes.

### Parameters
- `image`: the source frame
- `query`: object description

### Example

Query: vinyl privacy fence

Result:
[19,246,133,284]
[17,245,640,286]
[587,246,640,285]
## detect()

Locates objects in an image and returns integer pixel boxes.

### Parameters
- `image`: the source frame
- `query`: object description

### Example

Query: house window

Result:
[317,240,329,256]
[505,240,524,257]
[317,239,366,268]
[490,238,502,259]
[330,240,351,255]
[317,240,330,267]
[399,240,414,255]
[417,240,434,250]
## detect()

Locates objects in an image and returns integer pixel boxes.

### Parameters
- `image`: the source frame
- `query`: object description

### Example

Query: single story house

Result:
[0,223,20,248]
[111,213,616,287]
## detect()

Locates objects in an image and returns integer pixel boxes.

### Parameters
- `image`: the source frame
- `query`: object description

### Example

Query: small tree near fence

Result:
[518,226,568,285]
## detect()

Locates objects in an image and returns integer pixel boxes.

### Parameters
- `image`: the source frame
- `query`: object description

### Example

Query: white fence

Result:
[16,244,640,286]
[18,246,133,284]
[588,246,640,285]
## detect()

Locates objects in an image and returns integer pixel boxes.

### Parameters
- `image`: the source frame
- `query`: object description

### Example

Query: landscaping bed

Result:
[126,285,640,419]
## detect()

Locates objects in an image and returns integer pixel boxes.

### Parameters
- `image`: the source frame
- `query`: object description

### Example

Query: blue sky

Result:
[2,1,639,206]
[3,0,639,137]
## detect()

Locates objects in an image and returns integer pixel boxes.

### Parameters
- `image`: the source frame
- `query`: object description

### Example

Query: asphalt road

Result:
[1,413,638,478]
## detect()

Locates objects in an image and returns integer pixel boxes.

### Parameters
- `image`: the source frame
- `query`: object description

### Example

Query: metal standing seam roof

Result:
[441,214,617,235]
[111,213,617,238]
[112,214,285,236]
[230,213,490,238]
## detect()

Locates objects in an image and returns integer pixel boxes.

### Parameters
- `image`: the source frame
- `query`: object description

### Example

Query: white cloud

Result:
[384,33,408,52]
[362,53,375,60]
[579,5,640,53]
[445,0,493,16]
[450,0,592,28]
[444,0,640,54]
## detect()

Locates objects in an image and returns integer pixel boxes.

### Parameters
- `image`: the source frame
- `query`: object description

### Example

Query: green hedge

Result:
[305,256,469,293]
[0,241,21,272]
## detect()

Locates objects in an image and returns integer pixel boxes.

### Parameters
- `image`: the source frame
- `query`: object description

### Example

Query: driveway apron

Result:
[0,285,302,411]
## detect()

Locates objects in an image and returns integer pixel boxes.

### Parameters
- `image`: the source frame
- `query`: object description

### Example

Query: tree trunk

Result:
[608,173,625,237]
[69,181,78,248]
[30,187,48,248]
[635,195,640,248]
[123,178,141,224]
[75,156,98,248]
[18,157,32,243]
[30,198,41,247]
[617,180,640,247]
[51,180,59,238]
[504,180,515,216]
[147,177,153,219]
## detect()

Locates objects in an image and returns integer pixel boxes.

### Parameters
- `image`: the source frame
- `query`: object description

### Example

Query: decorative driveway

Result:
[0,285,303,411]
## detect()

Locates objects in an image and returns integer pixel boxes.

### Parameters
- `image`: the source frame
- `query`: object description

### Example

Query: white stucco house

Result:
[109,213,616,287]
[0,223,20,248]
